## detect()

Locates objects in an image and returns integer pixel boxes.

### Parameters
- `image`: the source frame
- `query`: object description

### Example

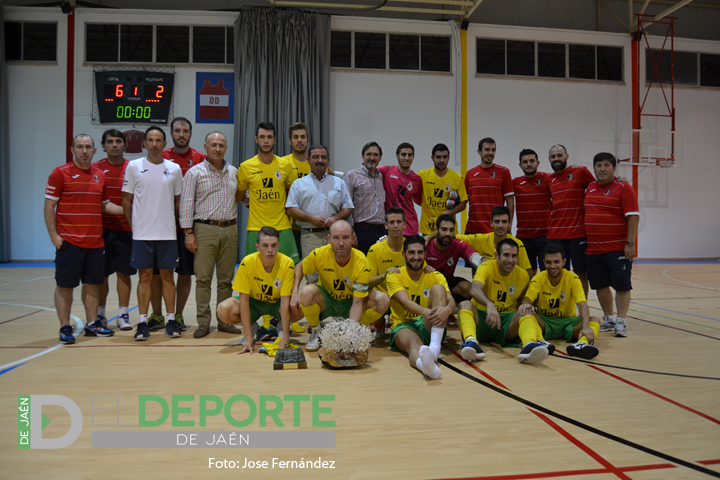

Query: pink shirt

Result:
[425,238,476,279]
[378,165,423,236]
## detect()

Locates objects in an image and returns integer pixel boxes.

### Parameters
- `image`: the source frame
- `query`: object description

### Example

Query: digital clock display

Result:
[94,71,175,124]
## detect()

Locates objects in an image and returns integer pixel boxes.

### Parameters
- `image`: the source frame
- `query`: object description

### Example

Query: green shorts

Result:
[233,296,282,321]
[292,229,302,258]
[476,309,520,347]
[537,314,581,342]
[245,229,299,264]
[388,316,447,352]
[318,285,354,320]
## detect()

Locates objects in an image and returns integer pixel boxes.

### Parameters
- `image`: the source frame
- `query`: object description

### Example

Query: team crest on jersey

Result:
[407,183,413,191]
[567,173,573,180]
[560,291,566,302]
[275,170,282,180]
[509,284,516,295]
[93,174,99,183]
[444,184,451,192]
[423,287,430,298]
[344,276,351,286]
[187,159,193,166]
[164,169,169,176]
[447,257,454,267]
[536,178,542,185]
[491,172,496,178]
[274,279,282,289]
[605,188,611,196]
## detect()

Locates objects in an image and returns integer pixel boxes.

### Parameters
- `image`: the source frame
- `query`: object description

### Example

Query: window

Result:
[85,24,233,64]
[477,38,622,83]
[331,31,451,73]
[646,49,720,88]
[4,21,57,62]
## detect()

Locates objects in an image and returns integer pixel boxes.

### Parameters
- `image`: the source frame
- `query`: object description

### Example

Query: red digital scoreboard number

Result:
[95,70,174,124]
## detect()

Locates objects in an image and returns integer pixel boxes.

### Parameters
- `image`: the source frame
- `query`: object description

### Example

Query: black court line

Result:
[550,354,720,381]
[627,314,720,341]
[438,358,720,479]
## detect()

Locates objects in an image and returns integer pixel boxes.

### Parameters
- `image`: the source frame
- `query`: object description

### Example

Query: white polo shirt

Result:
[122,157,182,241]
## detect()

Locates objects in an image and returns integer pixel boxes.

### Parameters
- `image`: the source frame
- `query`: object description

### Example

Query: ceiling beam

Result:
[596,0,630,31]
[463,0,486,19]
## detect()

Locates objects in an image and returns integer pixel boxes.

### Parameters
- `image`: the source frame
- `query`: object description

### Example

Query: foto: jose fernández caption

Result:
[209,458,335,469]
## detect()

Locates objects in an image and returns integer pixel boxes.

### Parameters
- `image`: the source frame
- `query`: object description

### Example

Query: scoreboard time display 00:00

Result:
[94,70,175,124]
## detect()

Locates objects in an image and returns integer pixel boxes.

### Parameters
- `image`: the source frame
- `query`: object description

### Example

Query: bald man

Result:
[179,131,240,338]
[291,220,389,351]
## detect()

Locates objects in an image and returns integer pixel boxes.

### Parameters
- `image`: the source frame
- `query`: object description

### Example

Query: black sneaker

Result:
[165,320,181,338]
[517,342,548,364]
[537,340,556,355]
[460,339,485,361]
[84,318,115,337]
[147,313,165,331]
[567,343,599,359]
[175,314,187,332]
[255,326,272,342]
[59,324,75,344]
[134,322,150,341]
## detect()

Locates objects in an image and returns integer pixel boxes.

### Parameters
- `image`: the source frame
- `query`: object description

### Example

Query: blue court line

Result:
[0,262,55,268]
[634,259,719,265]
[0,363,26,376]
[630,301,720,323]
[106,305,139,324]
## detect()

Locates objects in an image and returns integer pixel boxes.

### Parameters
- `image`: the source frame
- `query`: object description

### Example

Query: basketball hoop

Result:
[656,158,674,168]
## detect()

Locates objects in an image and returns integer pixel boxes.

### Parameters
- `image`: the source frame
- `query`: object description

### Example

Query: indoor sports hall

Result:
[1,1,719,479]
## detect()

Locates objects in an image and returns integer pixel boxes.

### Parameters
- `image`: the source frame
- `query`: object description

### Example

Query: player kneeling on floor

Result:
[387,235,455,380]
[516,243,601,360]
[290,220,389,352]
[216,227,303,354]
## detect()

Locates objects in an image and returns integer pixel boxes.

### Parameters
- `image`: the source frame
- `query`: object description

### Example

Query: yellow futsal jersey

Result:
[386,267,449,328]
[237,155,293,231]
[524,269,586,318]
[280,153,311,231]
[418,168,468,235]
[472,260,529,313]
[456,233,531,271]
[232,252,295,303]
[302,244,370,301]
[366,239,405,294]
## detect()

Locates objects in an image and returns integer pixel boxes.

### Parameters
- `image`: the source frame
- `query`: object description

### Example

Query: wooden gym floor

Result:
[1,261,719,479]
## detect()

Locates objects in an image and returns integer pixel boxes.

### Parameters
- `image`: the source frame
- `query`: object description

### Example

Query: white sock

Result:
[139,314,148,324]
[429,326,444,360]
[616,317,626,324]
[118,306,128,317]
[419,346,442,379]
[167,313,175,322]
[98,305,106,317]
[605,314,617,323]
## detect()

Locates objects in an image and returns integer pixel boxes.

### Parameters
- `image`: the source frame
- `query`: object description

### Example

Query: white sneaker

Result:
[306,330,321,352]
[614,320,627,337]
[117,313,133,331]
[599,315,616,332]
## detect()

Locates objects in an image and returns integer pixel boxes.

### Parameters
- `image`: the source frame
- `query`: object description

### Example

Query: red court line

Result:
[450,351,510,390]
[700,459,720,465]
[587,365,720,426]
[0,346,48,349]
[530,410,632,480]
[0,309,44,325]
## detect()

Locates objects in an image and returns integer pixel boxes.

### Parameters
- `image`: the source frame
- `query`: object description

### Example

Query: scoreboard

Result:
[95,70,174,124]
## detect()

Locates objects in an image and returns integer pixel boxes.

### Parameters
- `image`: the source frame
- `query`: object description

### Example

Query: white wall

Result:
[6,9,720,259]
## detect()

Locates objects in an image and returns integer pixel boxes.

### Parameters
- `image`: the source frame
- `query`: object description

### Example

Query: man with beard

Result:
[237,122,298,263]
[457,239,535,363]
[512,148,551,276]
[546,144,595,297]
[464,137,514,234]
[377,143,423,236]
[456,206,532,276]
[344,142,386,254]
[280,122,310,255]
[423,214,482,303]
[291,220,390,351]
[386,235,455,380]
[517,243,601,359]
[418,143,468,235]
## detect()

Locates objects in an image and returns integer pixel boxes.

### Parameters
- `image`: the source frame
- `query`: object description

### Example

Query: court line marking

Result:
[663,266,720,293]
[0,309,44,325]
[630,301,720,323]
[551,353,720,380]
[0,302,84,371]
[0,363,26,377]
[439,357,720,478]
[445,352,630,479]
[587,304,720,338]
[0,275,54,287]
